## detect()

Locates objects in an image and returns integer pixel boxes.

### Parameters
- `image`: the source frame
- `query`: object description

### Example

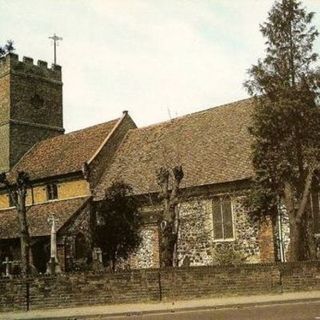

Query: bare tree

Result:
[156,165,184,267]
[0,171,33,275]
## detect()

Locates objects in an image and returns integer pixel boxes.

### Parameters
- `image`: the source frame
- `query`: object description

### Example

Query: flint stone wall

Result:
[128,226,160,269]
[133,195,273,269]
[176,196,262,266]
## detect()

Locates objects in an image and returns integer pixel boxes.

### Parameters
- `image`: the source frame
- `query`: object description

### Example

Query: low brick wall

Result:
[160,264,280,300]
[1,261,320,312]
[280,262,320,291]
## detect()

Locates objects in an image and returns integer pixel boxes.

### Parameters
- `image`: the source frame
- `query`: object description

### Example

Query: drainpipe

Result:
[277,196,285,262]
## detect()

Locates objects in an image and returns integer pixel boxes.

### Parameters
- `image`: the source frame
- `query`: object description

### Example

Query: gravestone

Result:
[92,247,104,271]
[46,214,61,274]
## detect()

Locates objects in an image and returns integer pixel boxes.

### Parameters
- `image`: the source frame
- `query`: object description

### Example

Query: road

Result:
[106,301,320,320]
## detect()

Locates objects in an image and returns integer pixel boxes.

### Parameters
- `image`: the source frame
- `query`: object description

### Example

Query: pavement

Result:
[1,291,320,320]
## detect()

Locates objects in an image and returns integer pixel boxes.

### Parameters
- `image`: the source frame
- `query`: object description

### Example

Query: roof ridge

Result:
[87,112,127,165]
[64,118,120,136]
[93,123,134,193]
[9,118,120,176]
[134,97,253,132]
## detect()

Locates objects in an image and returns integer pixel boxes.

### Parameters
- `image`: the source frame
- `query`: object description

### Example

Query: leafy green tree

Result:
[94,181,142,271]
[245,0,320,261]
[0,40,15,57]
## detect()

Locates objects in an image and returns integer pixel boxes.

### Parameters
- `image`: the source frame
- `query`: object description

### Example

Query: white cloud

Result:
[0,0,319,131]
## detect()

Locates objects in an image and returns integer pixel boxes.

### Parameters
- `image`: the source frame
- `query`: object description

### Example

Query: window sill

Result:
[212,238,235,243]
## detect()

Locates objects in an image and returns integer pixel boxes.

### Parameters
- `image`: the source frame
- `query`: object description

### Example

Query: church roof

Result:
[0,196,90,239]
[10,119,120,181]
[94,98,255,198]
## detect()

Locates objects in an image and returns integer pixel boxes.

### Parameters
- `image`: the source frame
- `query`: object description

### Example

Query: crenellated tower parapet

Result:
[0,53,64,172]
[0,53,61,82]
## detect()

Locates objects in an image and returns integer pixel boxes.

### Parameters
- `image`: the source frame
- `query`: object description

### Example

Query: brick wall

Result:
[1,261,320,312]
[279,261,320,291]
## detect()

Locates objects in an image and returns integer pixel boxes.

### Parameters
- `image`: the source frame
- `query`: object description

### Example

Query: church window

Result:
[212,197,234,241]
[46,184,58,201]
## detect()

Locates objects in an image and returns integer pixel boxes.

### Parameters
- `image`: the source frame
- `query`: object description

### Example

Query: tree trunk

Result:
[288,219,304,261]
[16,192,32,276]
[172,206,180,267]
[283,177,317,262]
[284,182,301,261]
[157,166,183,268]
[160,222,177,267]
[160,202,179,267]
[305,201,317,260]
[160,225,172,267]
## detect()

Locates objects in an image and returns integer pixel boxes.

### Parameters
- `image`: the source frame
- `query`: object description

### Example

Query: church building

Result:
[0,53,297,273]
[0,53,136,272]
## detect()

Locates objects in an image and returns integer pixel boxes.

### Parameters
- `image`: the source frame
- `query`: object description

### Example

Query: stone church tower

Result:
[0,53,64,172]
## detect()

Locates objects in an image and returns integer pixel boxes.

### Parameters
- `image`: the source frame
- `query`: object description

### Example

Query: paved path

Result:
[2,291,320,320]
[105,300,320,320]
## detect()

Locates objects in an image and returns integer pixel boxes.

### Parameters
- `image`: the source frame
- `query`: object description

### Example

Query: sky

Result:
[0,0,320,132]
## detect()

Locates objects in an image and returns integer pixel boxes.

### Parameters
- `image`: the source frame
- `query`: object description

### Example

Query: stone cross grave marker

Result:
[2,257,11,277]
[46,213,61,274]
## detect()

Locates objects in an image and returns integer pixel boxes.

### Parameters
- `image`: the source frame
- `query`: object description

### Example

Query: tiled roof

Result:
[10,119,119,180]
[95,99,255,198]
[0,197,90,239]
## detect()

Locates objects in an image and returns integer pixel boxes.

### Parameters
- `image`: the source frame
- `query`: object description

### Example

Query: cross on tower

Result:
[48,33,63,65]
